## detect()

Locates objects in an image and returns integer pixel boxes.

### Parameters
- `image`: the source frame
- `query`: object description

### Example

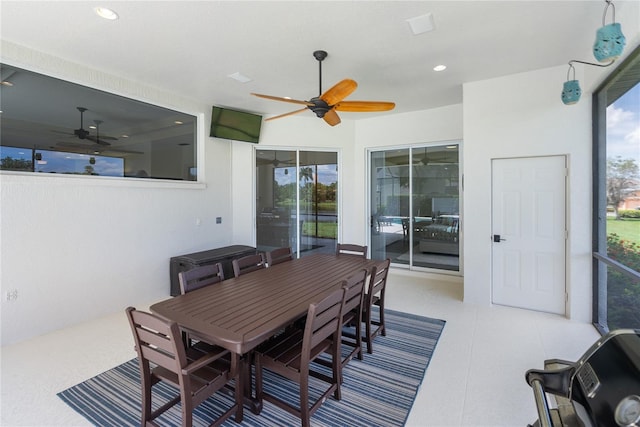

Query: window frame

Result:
[0,63,201,184]
[592,44,640,334]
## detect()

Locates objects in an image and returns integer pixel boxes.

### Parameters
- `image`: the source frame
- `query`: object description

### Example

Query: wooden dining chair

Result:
[318,269,368,384]
[178,263,225,295]
[336,243,368,258]
[362,258,391,354]
[266,246,294,267]
[125,307,241,427]
[232,253,266,278]
[178,263,225,348]
[254,287,346,427]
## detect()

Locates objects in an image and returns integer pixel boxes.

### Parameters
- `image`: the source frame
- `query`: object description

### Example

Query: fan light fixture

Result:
[562,0,626,105]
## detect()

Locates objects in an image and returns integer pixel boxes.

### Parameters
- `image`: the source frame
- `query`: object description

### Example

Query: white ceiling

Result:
[0,1,633,122]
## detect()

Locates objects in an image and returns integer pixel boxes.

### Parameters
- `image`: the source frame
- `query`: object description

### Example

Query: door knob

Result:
[493,234,506,242]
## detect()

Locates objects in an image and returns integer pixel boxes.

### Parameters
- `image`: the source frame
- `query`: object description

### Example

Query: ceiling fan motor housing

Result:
[74,128,90,139]
[308,97,330,117]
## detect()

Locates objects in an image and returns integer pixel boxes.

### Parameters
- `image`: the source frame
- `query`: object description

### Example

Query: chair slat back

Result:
[342,269,368,313]
[336,243,367,258]
[367,258,391,303]
[305,288,346,351]
[232,253,266,277]
[126,307,186,373]
[178,263,224,294]
[266,247,293,267]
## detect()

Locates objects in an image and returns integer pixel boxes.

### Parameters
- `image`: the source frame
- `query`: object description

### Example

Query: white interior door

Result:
[491,156,567,315]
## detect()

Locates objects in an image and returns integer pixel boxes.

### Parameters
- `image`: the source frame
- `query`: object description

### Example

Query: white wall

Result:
[463,65,593,321]
[0,43,234,345]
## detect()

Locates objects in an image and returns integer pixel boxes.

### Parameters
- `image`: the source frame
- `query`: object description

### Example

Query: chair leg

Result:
[140,368,153,425]
[365,311,374,354]
[181,389,193,427]
[254,355,263,403]
[355,314,363,361]
[378,300,386,337]
[300,373,310,427]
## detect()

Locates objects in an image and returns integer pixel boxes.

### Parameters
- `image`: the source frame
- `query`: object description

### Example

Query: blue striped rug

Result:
[58,309,445,426]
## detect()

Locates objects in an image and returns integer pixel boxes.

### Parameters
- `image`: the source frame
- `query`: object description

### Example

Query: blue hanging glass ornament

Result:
[562,80,582,105]
[593,22,626,62]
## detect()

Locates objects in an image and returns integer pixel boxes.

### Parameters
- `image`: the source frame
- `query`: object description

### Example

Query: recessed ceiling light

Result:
[228,72,252,83]
[433,65,447,72]
[406,13,435,35]
[174,120,183,125]
[95,7,118,20]
[1,80,14,86]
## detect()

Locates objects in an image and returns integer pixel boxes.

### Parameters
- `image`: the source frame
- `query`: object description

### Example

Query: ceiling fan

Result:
[56,117,141,155]
[251,50,395,126]
[54,107,118,145]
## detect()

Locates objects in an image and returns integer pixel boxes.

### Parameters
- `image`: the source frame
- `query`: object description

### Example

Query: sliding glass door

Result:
[256,149,338,257]
[369,144,460,271]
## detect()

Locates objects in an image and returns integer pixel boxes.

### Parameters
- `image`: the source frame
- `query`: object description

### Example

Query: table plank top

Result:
[151,254,381,354]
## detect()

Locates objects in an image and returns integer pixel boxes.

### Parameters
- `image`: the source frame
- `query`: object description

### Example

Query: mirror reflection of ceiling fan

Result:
[251,50,395,126]
[53,107,141,155]
[53,107,118,145]
[55,141,143,156]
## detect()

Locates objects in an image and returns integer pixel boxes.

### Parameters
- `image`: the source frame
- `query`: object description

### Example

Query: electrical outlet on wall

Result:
[5,289,18,302]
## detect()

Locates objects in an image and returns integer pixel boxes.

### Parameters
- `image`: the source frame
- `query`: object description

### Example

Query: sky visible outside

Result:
[0,146,124,176]
[274,164,338,186]
[607,82,640,162]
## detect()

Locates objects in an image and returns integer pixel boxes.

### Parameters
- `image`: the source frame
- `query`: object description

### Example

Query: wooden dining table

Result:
[150,253,382,417]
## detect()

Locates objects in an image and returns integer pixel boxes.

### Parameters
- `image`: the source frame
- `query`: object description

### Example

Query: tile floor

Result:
[0,269,600,426]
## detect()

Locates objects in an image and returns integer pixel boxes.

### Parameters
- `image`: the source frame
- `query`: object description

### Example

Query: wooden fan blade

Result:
[334,100,396,112]
[323,109,341,126]
[251,93,313,106]
[86,135,111,146]
[320,79,357,106]
[265,107,309,122]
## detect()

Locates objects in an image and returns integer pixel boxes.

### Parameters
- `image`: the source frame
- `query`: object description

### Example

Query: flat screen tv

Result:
[210,106,262,143]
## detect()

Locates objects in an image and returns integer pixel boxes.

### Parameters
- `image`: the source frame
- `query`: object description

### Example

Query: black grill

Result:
[526,329,640,427]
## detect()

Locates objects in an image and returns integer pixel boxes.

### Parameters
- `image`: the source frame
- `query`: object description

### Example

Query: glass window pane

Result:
[255,149,338,257]
[370,149,410,264]
[299,151,338,256]
[0,64,196,181]
[256,150,296,251]
[594,45,640,333]
[412,145,460,271]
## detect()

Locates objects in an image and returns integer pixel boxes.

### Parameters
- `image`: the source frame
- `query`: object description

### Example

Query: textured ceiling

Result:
[0,1,636,122]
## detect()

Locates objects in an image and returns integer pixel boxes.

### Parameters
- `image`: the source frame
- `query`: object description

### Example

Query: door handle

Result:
[493,234,506,242]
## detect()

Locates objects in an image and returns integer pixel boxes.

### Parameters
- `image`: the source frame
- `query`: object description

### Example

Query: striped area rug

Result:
[58,309,445,426]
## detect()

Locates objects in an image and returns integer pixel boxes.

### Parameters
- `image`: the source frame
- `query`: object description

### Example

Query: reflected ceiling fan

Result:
[53,107,118,145]
[251,50,395,126]
[56,118,140,155]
